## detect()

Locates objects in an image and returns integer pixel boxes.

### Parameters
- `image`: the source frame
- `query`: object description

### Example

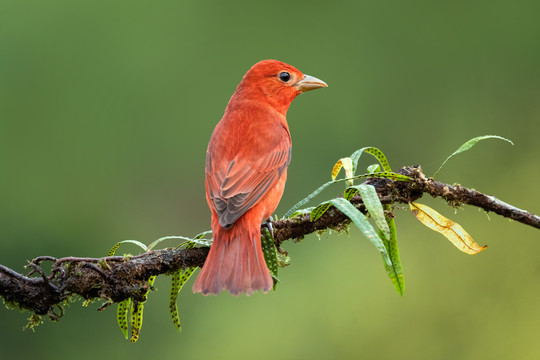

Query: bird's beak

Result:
[295,74,328,92]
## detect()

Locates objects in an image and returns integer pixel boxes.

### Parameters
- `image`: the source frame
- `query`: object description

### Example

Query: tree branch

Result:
[1,166,538,319]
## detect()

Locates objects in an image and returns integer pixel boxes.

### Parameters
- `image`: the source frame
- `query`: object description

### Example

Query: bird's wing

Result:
[206,137,291,229]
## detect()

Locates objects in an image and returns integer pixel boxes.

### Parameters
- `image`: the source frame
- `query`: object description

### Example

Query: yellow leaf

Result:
[331,157,354,185]
[409,202,487,255]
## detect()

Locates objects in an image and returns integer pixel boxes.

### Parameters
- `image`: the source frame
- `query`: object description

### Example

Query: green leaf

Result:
[434,135,514,177]
[130,299,143,343]
[108,240,148,256]
[328,198,391,267]
[380,211,405,295]
[129,276,155,343]
[310,202,331,222]
[284,180,337,218]
[116,298,131,339]
[169,267,196,332]
[168,234,197,332]
[149,234,212,251]
[261,227,279,290]
[350,147,392,174]
[169,270,182,331]
[356,184,390,240]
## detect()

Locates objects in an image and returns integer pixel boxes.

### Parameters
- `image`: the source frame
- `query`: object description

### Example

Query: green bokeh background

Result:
[1,1,539,359]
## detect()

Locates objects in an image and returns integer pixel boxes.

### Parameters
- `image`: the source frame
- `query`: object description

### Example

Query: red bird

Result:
[192,60,327,295]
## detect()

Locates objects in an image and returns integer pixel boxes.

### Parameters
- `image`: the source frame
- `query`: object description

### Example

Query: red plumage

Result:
[192,60,327,295]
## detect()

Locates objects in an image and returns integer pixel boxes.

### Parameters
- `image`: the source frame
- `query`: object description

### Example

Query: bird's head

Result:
[235,59,327,114]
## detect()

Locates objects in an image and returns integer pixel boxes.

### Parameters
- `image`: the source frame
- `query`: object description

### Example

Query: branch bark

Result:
[1,166,538,319]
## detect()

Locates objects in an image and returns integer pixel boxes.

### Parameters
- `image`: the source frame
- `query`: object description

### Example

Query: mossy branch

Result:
[1,166,538,320]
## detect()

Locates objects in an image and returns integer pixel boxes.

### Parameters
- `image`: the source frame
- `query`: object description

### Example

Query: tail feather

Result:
[192,216,272,296]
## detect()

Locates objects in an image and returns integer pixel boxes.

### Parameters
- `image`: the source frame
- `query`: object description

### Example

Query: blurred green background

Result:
[1,1,539,359]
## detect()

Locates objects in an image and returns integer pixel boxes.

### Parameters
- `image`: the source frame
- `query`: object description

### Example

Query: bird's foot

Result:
[263,216,274,239]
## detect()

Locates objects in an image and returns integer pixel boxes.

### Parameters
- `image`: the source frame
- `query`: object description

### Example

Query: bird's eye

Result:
[278,71,291,82]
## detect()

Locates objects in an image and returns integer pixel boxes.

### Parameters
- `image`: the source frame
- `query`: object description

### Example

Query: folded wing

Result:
[206,140,291,229]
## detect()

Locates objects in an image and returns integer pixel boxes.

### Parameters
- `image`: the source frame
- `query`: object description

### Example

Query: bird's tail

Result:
[192,216,272,296]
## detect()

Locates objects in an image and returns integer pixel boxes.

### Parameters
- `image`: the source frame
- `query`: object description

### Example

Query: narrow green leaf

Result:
[350,147,392,174]
[169,270,182,331]
[169,267,196,332]
[284,180,337,218]
[356,184,390,239]
[434,135,514,177]
[149,235,212,251]
[109,240,148,255]
[116,298,131,339]
[169,234,196,332]
[328,198,391,267]
[130,300,142,343]
[310,202,331,222]
[380,209,405,295]
[129,276,155,343]
[261,227,279,290]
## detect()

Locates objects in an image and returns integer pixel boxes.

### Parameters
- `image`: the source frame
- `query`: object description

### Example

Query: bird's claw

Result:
[263,216,274,239]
